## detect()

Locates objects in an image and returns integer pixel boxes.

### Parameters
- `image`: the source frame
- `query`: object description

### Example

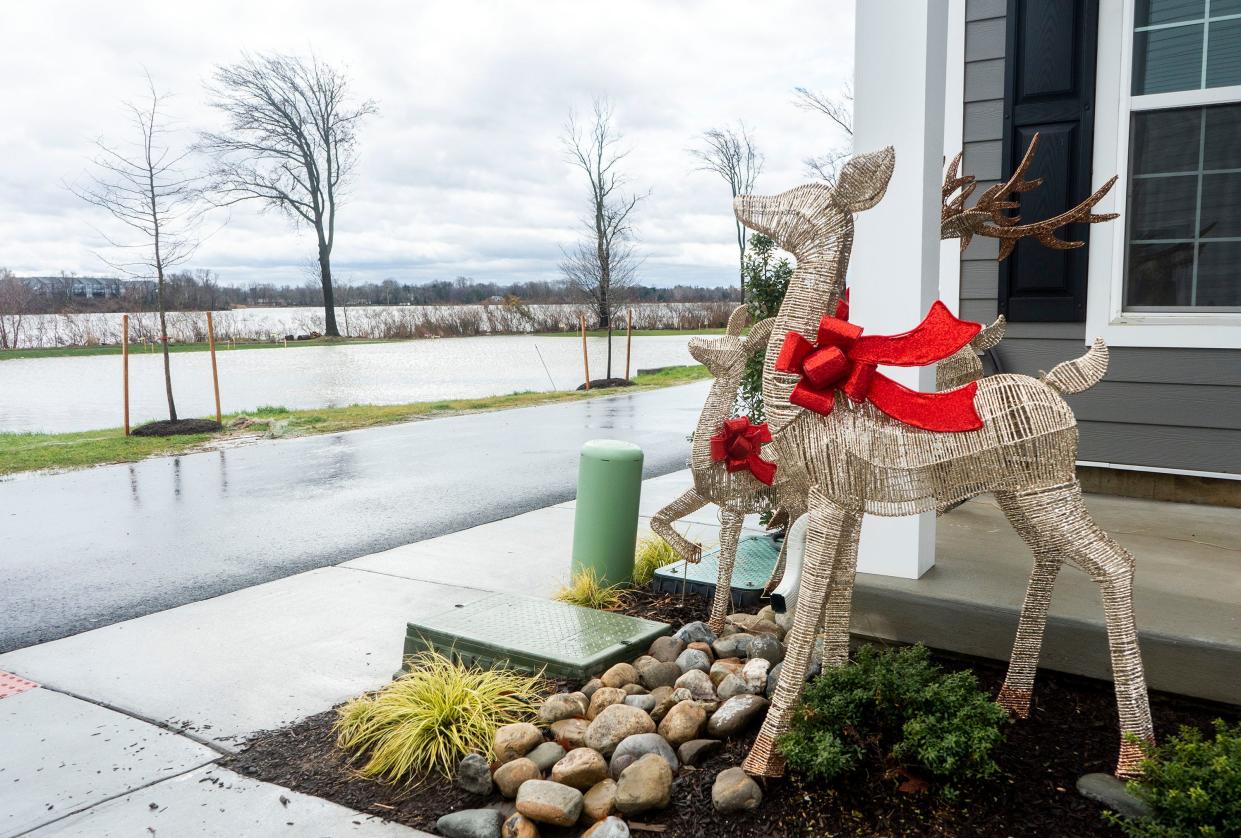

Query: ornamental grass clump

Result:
[777,644,1006,790]
[633,537,679,586]
[334,651,542,783]
[1105,719,1241,838]
[554,568,629,610]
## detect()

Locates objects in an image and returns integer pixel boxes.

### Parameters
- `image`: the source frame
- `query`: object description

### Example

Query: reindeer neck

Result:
[690,373,743,471]
[762,235,852,434]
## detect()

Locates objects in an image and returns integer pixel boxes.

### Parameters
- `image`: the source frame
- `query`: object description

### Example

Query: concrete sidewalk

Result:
[2,469,1235,835]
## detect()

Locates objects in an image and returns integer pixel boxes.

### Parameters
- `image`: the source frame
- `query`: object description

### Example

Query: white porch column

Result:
[850,0,949,579]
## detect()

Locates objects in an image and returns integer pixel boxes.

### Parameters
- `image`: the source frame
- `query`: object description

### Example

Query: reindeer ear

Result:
[831,147,895,212]
[726,305,749,336]
[742,316,775,355]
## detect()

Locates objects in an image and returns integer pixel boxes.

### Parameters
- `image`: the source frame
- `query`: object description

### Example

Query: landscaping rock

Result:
[747,633,785,665]
[675,648,711,675]
[669,687,693,703]
[609,732,679,778]
[614,753,673,815]
[673,669,716,702]
[515,779,583,827]
[581,778,618,821]
[709,658,744,686]
[621,683,647,696]
[773,607,795,633]
[550,747,609,790]
[712,766,763,813]
[581,816,630,837]
[728,613,784,639]
[657,700,706,746]
[713,633,754,659]
[677,738,722,766]
[623,693,656,713]
[501,813,538,838]
[456,753,494,796]
[674,621,716,646]
[550,718,589,750]
[600,662,640,689]
[707,694,769,737]
[716,673,754,699]
[581,678,604,699]
[587,687,628,720]
[631,655,658,671]
[494,722,543,764]
[494,757,541,798]
[585,703,656,755]
[686,641,715,661]
[437,808,505,838]
[756,605,776,623]
[648,686,676,722]
[526,741,566,773]
[1077,773,1152,820]
[637,661,682,690]
[539,692,588,723]
[648,635,686,663]
[742,657,770,691]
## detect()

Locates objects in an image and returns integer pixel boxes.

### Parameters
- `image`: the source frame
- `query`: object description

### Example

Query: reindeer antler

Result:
[942,133,1119,261]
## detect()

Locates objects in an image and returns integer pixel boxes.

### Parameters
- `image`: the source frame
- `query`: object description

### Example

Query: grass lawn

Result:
[0,336,391,361]
[535,327,725,337]
[0,363,710,477]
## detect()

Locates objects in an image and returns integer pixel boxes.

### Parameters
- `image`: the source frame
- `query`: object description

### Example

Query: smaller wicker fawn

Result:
[649,306,777,634]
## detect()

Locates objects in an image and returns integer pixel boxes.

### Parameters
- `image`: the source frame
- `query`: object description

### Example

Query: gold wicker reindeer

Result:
[737,140,1154,780]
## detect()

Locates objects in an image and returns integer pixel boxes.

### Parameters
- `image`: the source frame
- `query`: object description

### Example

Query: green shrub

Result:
[1105,720,1241,838]
[633,537,679,585]
[738,233,792,422]
[777,644,1006,789]
[334,651,542,783]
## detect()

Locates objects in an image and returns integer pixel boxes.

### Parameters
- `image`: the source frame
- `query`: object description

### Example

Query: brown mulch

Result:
[575,377,634,391]
[131,418,223,436]
[225,589,1239,837]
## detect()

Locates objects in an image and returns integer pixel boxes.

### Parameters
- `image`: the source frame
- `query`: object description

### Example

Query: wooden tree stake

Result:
[580,314,591,390]
[122,314,130,436]
[207,311,222,424]
[626,308,633,380]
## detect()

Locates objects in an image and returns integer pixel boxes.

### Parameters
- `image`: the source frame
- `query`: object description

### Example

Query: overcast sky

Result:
[0,1,853,289]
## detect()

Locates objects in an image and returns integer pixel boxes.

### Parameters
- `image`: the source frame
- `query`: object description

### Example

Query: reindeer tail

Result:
[971,315,1006,353]
[1041,338,1108,394]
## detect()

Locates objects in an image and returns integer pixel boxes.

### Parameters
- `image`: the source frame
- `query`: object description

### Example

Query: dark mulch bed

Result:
[575,377,634,391]
[226,589,1239,837]
[131,418,223,436]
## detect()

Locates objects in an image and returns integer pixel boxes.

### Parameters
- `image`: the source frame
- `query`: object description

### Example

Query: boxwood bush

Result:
[777,644,1006,789]
[1106,720,1241,838]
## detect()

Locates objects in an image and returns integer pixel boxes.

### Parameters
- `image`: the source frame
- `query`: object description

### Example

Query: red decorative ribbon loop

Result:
[710,417,777,485]
[774,301,984,432]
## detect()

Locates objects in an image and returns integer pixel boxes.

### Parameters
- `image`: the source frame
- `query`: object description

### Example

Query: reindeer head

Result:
[689,305,775,380]
[732,147,895,257]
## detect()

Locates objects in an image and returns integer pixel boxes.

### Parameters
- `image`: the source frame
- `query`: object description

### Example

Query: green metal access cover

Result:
[401,592,672,682]
[651,533,781,607]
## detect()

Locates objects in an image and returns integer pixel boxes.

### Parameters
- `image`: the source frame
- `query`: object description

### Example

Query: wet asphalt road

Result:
[0,382,706,653]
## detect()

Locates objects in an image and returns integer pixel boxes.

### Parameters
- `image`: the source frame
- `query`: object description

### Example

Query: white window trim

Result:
[1087,0,1241,348]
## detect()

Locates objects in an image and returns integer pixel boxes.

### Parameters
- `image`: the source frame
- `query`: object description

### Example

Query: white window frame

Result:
[1087,0,1241,348]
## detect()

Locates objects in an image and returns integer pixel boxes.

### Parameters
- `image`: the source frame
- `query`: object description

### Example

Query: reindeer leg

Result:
[993,489,1064,718]
[708,508,744,634]
[649,489,708,564]
[819,510,862,668]
[743,492,855,778]
[1008,482,1155,778]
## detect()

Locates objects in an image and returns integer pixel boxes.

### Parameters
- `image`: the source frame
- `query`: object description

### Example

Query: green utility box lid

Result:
[401,592,672,682]
[652,533,782,608]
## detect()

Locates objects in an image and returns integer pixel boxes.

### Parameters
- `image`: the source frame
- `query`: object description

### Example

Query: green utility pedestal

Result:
[570,439,644,587]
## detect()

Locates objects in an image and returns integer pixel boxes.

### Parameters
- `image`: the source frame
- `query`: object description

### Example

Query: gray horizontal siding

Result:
[957,5,1241,476]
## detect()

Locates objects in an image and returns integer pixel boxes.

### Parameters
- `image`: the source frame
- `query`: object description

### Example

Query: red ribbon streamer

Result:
[709,417,777,485]
[774,301,984,432]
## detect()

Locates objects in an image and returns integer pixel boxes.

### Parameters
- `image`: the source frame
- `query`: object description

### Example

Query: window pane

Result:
[1133,25,1205,93]
[1132,108,1202,173]
[1199,172,1241,237]
[1206,18,1241,87]
[1126,242,1196,306]
[1136,0,1204,25]
[1211,0,1241,17]
[1130,175,1200,238]
[1204,104,1241,169]
[1196,241,1241,306]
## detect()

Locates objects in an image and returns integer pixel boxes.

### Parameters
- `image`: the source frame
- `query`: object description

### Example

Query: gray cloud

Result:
[0,1,853,288]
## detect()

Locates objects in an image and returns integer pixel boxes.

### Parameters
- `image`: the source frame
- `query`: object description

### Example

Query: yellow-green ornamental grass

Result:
[553,568,629,610]
[334,652,542,783]
[633,537,680,585]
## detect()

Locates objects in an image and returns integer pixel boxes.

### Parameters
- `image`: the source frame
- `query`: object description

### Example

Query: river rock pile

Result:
[436,608,807,838]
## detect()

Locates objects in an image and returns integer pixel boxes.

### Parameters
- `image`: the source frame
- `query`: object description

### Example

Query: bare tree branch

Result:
[689,122,763,289]
[793,80,854,183]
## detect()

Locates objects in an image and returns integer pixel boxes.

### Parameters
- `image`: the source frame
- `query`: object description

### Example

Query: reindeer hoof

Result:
[741,751,786,778]
[996,684,1032,719]
[1115,736,1154,779]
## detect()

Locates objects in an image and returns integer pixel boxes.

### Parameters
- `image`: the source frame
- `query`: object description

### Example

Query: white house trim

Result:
[939,0,966,315]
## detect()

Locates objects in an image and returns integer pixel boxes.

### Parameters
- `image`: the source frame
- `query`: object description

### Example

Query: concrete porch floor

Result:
[853,491,1241,705]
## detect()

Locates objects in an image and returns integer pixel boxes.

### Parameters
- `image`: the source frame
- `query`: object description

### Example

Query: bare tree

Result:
[70,77,203,422]
[794,80,854,182]
[561,98,645,379]
[201,53,376,338]
[689,123,763,290]
[0,268,35,350]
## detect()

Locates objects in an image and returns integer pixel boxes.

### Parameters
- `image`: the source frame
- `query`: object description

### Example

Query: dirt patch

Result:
[225,591,1239,837]
[131,418,223,437]
[575,377,634,391]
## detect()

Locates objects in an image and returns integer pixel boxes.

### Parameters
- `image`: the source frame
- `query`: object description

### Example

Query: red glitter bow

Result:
[710,417,777,485]
[774,301,984,432]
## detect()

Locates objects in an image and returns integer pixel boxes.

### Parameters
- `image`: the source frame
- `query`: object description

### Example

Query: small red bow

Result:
[775,301,984,432]
[710,417,777,485]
